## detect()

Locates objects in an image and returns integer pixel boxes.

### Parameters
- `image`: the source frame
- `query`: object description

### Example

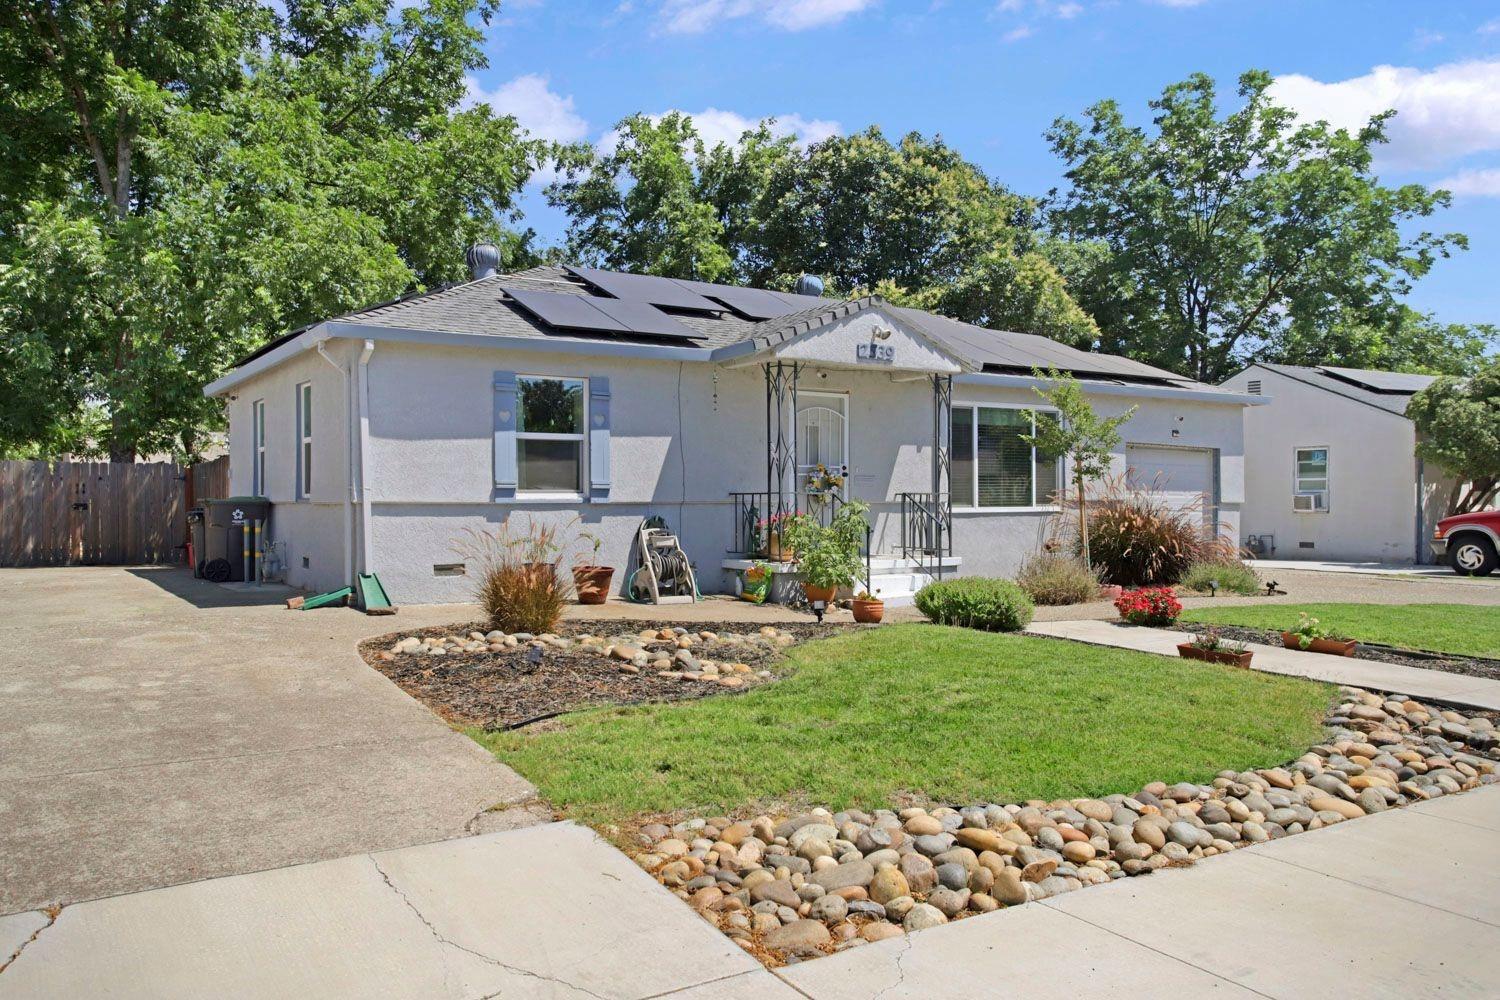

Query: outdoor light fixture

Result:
[812,599,827,623]
[1209,579,1218,597]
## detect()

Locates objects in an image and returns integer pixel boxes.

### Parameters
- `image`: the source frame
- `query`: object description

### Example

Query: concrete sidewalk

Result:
[5,792,1497,998]
[1026,618,1500,709]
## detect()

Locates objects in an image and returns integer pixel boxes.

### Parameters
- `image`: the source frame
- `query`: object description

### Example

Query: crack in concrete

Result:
[866,928,915,1000]
[369,856,612,1000]
[0,904,62,976]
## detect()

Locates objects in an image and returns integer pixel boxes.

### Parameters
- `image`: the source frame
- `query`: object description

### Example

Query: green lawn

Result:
[476,625,1330,825]
[1181,603,1500,658]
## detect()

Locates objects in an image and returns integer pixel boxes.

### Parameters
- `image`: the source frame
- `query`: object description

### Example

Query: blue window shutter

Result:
[589,377,611,501]
[493,371,518,497]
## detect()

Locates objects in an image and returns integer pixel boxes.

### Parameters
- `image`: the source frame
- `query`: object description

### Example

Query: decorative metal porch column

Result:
[931,373,953,566]
[765,361,800,523]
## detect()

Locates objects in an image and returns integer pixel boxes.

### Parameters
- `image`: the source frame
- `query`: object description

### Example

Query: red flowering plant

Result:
[1114,586,1183,626]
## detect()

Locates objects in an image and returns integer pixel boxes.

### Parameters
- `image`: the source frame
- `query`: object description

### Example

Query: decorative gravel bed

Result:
[359,620,838,729]
[632,687,1499,967]
[1173,622,1500,682]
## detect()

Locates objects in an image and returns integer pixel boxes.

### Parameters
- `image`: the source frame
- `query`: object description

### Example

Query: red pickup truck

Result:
[1431,510,1499,575]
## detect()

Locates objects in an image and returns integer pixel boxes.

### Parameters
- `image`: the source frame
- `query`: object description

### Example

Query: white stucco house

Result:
[204,248,1260,605]
[1220,363,1455,564]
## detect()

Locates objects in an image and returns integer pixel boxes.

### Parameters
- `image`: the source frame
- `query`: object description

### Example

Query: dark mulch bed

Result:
[1172,622,1500,682]
[359,619,844,730]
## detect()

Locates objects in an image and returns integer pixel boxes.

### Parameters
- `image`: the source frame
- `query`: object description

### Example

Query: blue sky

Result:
[467,0,1500,327]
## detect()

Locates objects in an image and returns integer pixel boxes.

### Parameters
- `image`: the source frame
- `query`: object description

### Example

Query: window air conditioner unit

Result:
[1292,491,1327,512]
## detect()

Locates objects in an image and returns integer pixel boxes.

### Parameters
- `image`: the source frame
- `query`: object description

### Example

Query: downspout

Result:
[1415,455,1426,566]
[357,340,376,574]
[316,340,355,588]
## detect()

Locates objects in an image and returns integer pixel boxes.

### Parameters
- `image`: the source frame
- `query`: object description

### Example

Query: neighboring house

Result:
[203,248,1260,605]
[1220,363,1456,564]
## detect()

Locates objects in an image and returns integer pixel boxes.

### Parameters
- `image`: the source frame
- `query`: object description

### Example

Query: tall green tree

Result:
[550,119,1098,346]
[0,0,540,460]
[1407,361,1500,516]
[1047,70,1466,383]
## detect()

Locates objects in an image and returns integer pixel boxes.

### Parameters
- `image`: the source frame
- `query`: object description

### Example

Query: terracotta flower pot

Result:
[1100,585,1124,601]
[572,565,613,605]
[766,539,795,562]
[852,598,885,623]
[1281,633,1357,656]
[802,583,837,605]
[1177,643,1253,668]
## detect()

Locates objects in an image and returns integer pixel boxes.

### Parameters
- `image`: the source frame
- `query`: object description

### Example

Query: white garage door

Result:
[1126,445,1214,524]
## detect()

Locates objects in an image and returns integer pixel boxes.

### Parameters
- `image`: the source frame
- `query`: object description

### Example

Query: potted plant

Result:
[783,501,870,606]
[1281,612,1357,656]
[759,511,796,562]
[1177,628,1253,667]
[852,588,884,623]
[572,532,613,605]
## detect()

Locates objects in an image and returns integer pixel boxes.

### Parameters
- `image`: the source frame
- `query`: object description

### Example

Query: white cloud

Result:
[1151,0,1208,7]
[1003,24,1034,42]
[1270,60,1500,170]
[1435,167,1500,197]
[659,0,875,34]
[464,74,589,144]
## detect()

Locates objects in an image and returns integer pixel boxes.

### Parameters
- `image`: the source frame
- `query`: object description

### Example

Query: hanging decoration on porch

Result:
[804,463,845,506]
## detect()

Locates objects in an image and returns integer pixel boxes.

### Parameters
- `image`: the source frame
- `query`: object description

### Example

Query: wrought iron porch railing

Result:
[899,492,952,582]
[726,490,846,559]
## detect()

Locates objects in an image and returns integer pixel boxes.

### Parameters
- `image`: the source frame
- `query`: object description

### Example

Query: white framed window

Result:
[951,404,1062,510]
[297,382,313,500]
[251,399,266,496]
[516,375,586,495]
[1293,446,1329,512]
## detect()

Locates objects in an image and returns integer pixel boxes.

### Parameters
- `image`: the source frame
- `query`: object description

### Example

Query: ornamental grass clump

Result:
[1016,551,1102,605]
[1179,558,1260,596]
[1064,474,1238,587]
[1114,586,1182,626]
[914,577,1035,632]
[456,517,576,634]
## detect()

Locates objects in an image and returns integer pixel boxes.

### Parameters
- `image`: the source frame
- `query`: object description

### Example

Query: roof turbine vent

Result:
[465,242,501,281]
[794,273,824,297]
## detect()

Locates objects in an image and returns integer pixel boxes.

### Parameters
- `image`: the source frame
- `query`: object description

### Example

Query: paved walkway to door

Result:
[0,566,538,916]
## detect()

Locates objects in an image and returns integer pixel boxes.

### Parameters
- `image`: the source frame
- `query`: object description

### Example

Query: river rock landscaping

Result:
[632,685,1499,967]
[359,620,833,729]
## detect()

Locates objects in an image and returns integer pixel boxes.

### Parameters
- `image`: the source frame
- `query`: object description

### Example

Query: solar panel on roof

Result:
[700,285,802,320]
[1319,366,1436,394]
[588,297,704,340]
[505,287,630,333]
[504,286,704,341]
[566,266,723,313]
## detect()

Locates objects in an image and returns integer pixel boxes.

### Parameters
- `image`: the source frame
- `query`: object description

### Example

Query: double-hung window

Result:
[251,399,266,496]
[297,382,313,499]
[516,376,586,495]
[1293,447,1329,512]
[951,405,1062,509]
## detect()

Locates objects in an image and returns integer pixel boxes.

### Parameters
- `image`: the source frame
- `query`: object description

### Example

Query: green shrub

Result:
[1179,559,1260,595]
[1016,551,1101,605]
[915,577,1035,632]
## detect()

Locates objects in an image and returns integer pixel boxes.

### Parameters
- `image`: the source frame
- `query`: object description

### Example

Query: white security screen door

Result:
[796,391,848,495]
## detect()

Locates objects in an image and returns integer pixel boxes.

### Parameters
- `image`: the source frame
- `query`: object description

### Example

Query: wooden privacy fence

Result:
[0,456,231,568]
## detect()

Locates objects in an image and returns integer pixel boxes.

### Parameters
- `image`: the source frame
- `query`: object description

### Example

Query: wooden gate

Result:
[0,459,228,567]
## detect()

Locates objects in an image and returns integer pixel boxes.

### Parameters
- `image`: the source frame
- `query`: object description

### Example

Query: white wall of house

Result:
[1221,365,1444,563]
[223,331,1248,604]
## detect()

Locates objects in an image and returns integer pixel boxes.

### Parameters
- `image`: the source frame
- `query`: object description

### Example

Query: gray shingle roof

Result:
[242,263,1210,389]
[1250,363,1436,416]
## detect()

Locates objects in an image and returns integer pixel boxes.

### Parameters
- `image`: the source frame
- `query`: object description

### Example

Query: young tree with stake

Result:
[1023,369,1135,568]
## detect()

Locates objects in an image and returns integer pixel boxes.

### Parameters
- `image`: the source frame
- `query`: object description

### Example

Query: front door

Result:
[797,391,848,512]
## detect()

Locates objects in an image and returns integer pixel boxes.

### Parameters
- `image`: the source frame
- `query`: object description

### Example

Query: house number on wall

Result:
[857,342,895,363]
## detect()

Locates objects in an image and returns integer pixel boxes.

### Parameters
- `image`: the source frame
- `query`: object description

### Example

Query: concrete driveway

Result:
[0,566,537,916]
